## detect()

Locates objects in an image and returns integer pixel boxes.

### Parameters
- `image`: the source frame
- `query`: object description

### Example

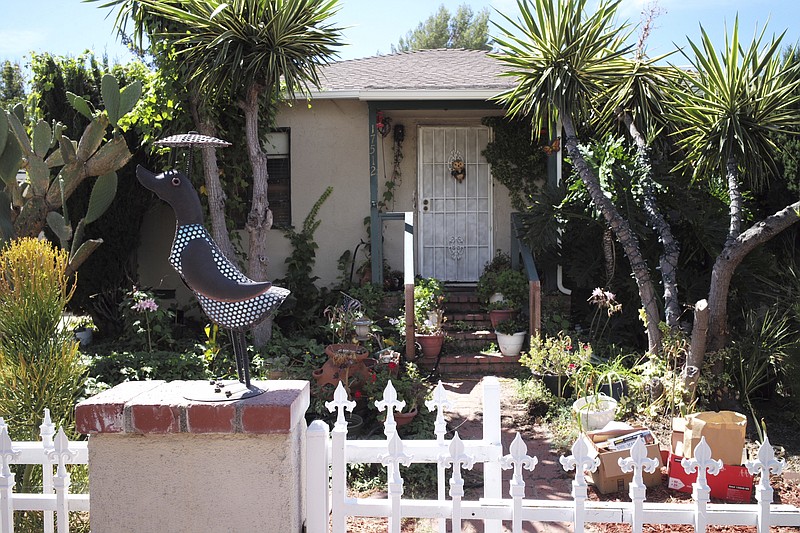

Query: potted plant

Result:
[494,317,527,356]
[411,277,446,359]
[477,257,528,329]
[518,332,592,397]
[570,360,620,430]
[389,363,431,427]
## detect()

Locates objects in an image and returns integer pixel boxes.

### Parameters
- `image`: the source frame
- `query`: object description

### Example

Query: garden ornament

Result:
[137,134,289,397]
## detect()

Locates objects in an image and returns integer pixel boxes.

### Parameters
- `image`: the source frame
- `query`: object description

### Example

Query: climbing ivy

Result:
[481,116,548,211]
[278,187,334,328]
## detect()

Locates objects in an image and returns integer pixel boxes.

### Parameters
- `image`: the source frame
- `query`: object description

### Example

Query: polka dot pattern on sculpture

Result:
[170,223,289,330]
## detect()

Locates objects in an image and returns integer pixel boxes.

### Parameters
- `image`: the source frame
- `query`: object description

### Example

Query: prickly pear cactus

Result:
[0,73,141,274]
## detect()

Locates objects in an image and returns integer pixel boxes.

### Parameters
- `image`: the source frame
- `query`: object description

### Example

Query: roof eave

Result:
[302,89,506,101]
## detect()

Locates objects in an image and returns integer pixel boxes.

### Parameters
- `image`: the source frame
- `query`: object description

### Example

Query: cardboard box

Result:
[683,412,747,465]
[583,428,663,494]
[666,452,753,503]
[668,418,753,503]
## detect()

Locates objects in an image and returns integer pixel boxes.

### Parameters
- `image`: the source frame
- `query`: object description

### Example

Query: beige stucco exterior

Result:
[137,99,516,306]
[88,429,305,532]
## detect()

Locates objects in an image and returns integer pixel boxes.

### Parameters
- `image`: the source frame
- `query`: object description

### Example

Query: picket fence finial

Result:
[560,435,599,487]
[325,382,356,431]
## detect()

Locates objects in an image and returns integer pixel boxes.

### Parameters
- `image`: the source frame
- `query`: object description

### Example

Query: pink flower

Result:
[388,362,398,370]
[354,390,363,399]
[132,298,159,312]
[591,287,604,298]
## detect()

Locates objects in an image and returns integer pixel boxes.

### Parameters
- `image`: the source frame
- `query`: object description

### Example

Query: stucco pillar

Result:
[76,380,309,533]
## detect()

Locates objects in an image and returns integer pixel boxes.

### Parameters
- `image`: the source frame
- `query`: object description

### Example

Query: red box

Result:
[666,452,753,503]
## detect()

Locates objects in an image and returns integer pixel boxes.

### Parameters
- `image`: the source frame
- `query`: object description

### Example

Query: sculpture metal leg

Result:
[232,330,251,388]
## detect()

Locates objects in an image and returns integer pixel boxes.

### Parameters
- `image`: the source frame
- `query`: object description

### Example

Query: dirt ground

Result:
[343,376,800,532]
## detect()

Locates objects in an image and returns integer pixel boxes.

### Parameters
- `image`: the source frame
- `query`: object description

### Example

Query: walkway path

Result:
[435,376,574,533]
[351,374,577,532]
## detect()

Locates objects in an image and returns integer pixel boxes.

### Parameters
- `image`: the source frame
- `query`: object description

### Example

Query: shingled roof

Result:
[309,48,516,100]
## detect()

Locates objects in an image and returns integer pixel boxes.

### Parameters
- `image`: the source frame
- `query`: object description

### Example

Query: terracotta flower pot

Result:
[489,309,518,329]
[394,407,418,427]
[416,333,444,358]
[325,343,368,360]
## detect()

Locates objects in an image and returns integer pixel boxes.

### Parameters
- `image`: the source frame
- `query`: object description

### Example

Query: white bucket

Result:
[572,394,618,430]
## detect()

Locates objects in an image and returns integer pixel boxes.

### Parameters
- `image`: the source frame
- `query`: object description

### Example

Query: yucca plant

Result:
[492,0,663,353]
[0,237,85,501]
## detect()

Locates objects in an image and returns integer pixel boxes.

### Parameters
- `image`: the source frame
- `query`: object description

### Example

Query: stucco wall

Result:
[136,101,518,302]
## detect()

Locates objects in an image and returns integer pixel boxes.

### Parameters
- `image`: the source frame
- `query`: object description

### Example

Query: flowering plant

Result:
[587,287,622,342]
[121,287,175,352]
[519,332,592,376]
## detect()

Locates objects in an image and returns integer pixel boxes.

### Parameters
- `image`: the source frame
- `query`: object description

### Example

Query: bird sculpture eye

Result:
[171,176,181,186]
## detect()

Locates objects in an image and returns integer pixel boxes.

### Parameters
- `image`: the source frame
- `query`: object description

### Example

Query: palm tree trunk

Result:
[707,199,800,351]
[620,111,681,328]
[189,95,239,264]
[726,155,742,247]
[239,83,274,346]
[561,115,662,353]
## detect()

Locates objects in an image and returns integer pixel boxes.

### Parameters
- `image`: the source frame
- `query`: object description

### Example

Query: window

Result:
[264,128,291,228]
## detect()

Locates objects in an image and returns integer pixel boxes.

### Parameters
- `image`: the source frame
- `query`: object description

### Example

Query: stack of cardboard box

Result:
[666,412,754,502]
[583,425,663,494]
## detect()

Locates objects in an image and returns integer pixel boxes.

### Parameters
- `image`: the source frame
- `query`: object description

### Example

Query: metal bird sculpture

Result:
[137,162,289,392]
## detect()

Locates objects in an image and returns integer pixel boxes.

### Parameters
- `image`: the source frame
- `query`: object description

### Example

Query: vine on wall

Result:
[481,116,548,211]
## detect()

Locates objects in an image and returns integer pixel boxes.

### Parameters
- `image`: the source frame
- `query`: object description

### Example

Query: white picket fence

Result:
[0,411,89,533]
[306,376,800,533]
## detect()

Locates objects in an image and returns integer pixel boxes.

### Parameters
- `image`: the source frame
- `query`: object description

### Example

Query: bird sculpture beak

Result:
[136,165,157,190]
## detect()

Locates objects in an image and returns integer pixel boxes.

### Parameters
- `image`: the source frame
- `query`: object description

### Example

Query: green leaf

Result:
[101,74,121,127]
[85,172,118,224]
[11,103,24,123]
[32,120,53,158]
[27,156,50,196]
[76,117,107,161]
[118,80,142,121]
[0,191,16,242]
[0,112,8,154]
[66,92,94,120]
[71,218,86,259]
[46,211,72,245]
[6,111,31,155]
[66,238,103,278]
[0,133,22,188]
[58,135,77,165]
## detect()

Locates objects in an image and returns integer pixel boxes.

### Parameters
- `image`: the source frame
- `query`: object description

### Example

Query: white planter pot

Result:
[74,328,93,347]
[495,331,526,356]
[572,394,618,430]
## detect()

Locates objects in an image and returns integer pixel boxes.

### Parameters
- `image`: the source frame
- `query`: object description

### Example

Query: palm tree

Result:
[611,54,682,329]
[667,20,800,362]
[493,0,664,352]
[98,0,342,344]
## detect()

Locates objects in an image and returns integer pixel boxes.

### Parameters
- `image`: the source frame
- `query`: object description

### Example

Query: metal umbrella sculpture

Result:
[137,133,290,399]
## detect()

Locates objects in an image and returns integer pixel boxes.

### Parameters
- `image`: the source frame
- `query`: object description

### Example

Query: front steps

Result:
[376,286,527,376]
[435,287,525,377]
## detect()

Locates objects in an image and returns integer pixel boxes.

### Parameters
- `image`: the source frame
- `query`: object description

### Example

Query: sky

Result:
[1,0,800,68]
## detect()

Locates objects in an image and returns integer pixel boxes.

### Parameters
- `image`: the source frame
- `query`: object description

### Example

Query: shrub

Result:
[0,237,86,516]
[0,238,85,441]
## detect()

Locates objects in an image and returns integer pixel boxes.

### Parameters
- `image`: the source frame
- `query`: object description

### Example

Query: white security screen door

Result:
[418,126,493,282]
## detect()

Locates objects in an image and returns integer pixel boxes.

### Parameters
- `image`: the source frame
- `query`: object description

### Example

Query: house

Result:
[137,48,525,305]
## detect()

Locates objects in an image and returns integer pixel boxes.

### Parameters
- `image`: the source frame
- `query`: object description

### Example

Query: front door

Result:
[418,126,493,282]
